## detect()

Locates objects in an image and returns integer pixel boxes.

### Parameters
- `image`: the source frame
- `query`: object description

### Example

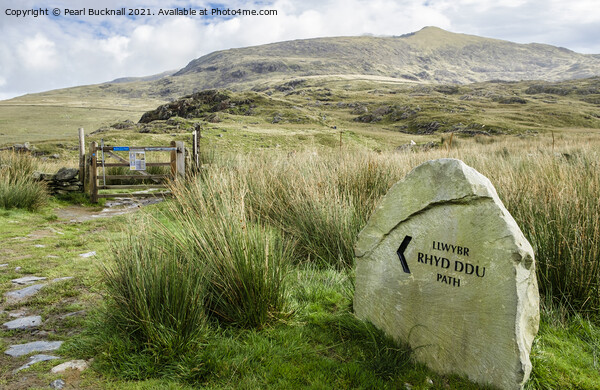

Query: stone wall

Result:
[33,168,83,195]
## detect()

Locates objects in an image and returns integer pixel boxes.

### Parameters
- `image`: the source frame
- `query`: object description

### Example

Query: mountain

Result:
[86,26,600,101]
[172,26,600,84]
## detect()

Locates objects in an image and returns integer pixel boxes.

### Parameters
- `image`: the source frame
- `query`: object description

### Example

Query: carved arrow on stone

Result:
[397,235,412,274]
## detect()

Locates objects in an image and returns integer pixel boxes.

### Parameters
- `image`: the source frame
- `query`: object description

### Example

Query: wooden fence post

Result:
[176,141,185,179]
[89,141,98,203]
[78,128,85,190]
[192,127,198,172]
[170,141,177,179]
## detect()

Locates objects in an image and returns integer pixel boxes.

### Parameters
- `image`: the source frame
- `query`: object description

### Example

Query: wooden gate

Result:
[88,140,185,203]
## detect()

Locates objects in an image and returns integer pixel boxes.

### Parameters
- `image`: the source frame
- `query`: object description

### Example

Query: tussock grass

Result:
[167,176,292,328]
[0,151,48,210]
[217,152,405,269]
[104,229,208,356]
[486,150,600,314]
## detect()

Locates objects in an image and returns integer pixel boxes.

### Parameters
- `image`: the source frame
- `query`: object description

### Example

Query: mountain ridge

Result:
[170,26,600,88]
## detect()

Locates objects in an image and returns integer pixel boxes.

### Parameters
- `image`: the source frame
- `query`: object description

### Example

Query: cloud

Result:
[17,33,59,70]
[0,0,598,100]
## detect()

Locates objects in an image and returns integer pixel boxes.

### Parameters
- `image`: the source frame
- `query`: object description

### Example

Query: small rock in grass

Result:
[79,251,96,258]
[0,263,8,268]
[34,244,46,248]
[51,359,89,373]
[14,354,59,373]
[3,315,42,330]
[50,379,66,389]
[14,266,22,271]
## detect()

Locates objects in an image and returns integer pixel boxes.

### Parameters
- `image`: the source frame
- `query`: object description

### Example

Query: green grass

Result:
[0,86,164,144]
[527,304,600,390]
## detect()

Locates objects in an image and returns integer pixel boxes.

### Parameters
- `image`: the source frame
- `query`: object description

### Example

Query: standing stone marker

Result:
[354,159,539,390]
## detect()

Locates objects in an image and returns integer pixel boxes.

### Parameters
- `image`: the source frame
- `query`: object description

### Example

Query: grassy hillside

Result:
[2,76,600,148]
[0,86,165,144]
[92,76,600,153]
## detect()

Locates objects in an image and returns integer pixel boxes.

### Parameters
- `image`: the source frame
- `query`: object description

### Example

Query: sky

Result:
[1,0,599,100]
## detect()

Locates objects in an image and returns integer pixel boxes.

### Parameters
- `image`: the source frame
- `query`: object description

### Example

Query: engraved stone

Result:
[354,158,539,390]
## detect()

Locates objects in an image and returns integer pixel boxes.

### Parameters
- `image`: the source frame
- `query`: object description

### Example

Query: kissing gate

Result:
[87,140,185,203]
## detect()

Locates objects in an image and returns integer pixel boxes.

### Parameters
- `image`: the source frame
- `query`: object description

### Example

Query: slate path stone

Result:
[11,276,47,285]
[354,158,539,390]
[8,310,27,318]
[4,284,46,302]
[5,341,63,357]
[4,277,73,302]
[3,315,42,330]
[14,354,59,372]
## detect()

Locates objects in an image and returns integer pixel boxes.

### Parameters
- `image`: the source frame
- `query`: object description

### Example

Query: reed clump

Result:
[0,151,48,211]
